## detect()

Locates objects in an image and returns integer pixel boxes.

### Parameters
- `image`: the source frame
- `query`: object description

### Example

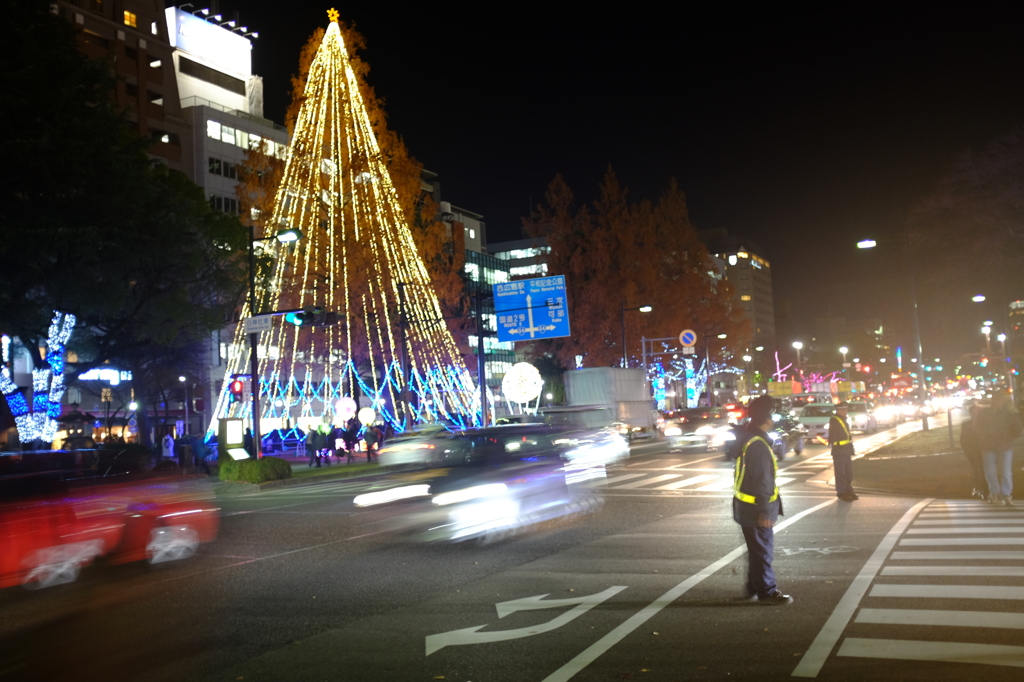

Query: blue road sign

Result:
[680,329,697,347]
[493,275,571,343]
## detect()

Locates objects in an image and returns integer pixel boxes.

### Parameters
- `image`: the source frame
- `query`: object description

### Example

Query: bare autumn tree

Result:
[524,170,747,368]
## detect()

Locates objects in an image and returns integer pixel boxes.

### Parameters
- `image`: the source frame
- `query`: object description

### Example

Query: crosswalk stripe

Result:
[602,472,649,485]
[614,474,683,489]
[905,526,1024,534]
[692,477,735,491]
[890,551,1024,560]
[881,565,1024,576]
[837,638,1024,668]
[654,474,719,490]
[900,537,1024,546]
[869,584,1024,600]
[855,608,1024,629]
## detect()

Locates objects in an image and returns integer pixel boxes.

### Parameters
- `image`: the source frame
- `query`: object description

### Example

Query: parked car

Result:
[767,416,807,460]
[0,468,219,590]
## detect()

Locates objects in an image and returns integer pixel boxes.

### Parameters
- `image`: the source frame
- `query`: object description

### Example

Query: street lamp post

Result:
[178,375,189,436]
[742,354,752,395]
[839,346,849,377]
[248,226,303,459]
[620,304,653,368]
[792,341,803,378]
[857,233,929,430]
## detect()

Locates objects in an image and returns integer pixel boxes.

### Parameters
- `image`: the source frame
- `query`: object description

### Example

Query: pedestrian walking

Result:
[363,424,379,461]
[732,395,792,605]
[343,418,360,464]
[829,401,858,501]
[977,393,1022,506]
[959,404,986,498]
[162,433,175,461]
[191,434,211,475]
[307,428,323,468]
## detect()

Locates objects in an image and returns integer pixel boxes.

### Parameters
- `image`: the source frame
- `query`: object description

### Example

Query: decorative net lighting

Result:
[210,11,477,437]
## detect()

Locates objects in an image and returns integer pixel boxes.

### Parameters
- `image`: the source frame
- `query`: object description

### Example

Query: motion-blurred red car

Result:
[0,471,218,589]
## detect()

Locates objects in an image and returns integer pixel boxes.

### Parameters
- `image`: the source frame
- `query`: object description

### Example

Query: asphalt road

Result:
[3,424,1023,681]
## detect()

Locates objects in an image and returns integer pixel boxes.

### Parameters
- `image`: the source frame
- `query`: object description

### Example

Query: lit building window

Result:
[151,21,158,35]
[221,125,236,145]
[123,11,137,27]
[741,295,752,301]
[464,262,480,281]
[469,228,475,239]
[207,120,221,140]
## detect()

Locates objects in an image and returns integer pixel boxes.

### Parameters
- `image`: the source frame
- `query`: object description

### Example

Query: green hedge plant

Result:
[218,455,292,484]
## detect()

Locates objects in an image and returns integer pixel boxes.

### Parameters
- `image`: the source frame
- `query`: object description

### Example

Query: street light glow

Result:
[717,333,727,339]
[178,375,186,382]
[982,326,991,334]
[742,354,752,362]
[973,295,986,302]
[998,333,1006,342]
[839,346,848,355]
[638,305,653,313]
[792,341,803,350]
[755,346,764,351]
[984,320,994,326]
[857,239,877,249]
[276,228,303,243]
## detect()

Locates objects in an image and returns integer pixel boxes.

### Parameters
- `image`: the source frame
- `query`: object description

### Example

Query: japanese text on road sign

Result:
[493,275,571,343]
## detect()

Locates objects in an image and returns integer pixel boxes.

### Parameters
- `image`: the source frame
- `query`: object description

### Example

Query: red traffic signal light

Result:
[229,379,245,402]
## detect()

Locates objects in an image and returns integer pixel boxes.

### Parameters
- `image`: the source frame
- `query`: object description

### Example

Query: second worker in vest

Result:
[830,401,859,501]
[733,395,793,605]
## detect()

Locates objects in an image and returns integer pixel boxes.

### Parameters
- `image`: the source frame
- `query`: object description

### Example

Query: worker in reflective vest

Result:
[829,401,858,501]
[733,395,793,605]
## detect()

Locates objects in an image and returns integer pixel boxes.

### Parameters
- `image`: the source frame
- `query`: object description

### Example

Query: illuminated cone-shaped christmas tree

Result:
[210,10,478,435]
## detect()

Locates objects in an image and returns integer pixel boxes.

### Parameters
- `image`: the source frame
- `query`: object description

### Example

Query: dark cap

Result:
[836,401,850,409]
[747,395,775,425]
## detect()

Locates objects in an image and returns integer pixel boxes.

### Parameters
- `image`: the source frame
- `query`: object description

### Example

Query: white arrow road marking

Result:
[425,585,626,656]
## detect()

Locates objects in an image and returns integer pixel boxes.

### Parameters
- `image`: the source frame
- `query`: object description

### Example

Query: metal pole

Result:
[621,306,627,368]
[905,229,929,431]
[183,381,189,436]
[705,332,711,407]
[947,406,954,450]
[398,282,409,431]
[248,224,263,458]
[476,293,488,427]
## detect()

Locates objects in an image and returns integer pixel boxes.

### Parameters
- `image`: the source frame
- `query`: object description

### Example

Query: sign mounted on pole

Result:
[243,315,273,334]
[679,329,697,347]
[493,275,571,343]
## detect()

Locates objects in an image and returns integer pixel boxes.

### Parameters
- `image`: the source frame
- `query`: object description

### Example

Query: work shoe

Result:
[991,494,1004,505]
[758,590,794,606]
[838,493,857,502]
[1004,496,1015,507]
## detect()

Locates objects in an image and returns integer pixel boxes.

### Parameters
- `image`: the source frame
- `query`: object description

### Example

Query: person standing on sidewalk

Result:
[978,393,1022,506]
[733,395,793,606]
[960,403,987,499]
[829,401,858,501]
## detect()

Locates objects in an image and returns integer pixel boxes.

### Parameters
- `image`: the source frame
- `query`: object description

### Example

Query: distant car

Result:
[796,403,835,440]
[767,416,807,460]
[846,402,879,434]
[0,470,219,590]
[872,403,901,429]
[661,407,734,451]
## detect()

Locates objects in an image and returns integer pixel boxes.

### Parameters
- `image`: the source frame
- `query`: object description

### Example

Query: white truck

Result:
[558,368,657,438]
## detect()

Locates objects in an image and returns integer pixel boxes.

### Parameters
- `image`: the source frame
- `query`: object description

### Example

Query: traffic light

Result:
[284,307,337,327]
[229,379,245,402]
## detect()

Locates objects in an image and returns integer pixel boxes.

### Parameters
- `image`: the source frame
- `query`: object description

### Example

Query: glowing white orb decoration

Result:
[336,397,357,420]
[358,407,376,425]
[502,362,544,403]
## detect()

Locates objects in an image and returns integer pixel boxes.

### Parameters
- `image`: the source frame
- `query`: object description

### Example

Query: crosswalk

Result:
[814,499,1024,673]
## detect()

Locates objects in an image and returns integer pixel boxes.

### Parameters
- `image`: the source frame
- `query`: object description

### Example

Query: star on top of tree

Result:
[327,7,339,23]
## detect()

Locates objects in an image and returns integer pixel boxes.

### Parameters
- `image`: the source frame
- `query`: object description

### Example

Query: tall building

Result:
[700,229,777,354]
[488,237,551,278]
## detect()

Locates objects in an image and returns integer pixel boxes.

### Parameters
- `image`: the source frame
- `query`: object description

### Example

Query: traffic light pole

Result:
[248,225,262,459]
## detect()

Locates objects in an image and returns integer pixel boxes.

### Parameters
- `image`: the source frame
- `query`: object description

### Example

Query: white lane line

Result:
[890,551,1024,560]
[870,584,1024,600]
[614,474,684,489]
[791,498,933,678]
[602,473,649,485]
[856,608,1024,629]
[905,526,1024,534]
[541,498,839,682]
[776,477,796,487]
[918,513,1024,518]
[881,565,1024,577]
[655,474,719,490]
[900,537,1024,546]
[913,518,1024,525]
[837,638,1024,668]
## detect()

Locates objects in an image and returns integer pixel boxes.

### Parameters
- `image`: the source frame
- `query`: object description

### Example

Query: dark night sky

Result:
[219,3,1024,362]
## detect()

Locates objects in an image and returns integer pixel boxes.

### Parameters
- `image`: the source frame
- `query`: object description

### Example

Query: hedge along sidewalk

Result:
[214,458,382,496]
[851,422,1024,498]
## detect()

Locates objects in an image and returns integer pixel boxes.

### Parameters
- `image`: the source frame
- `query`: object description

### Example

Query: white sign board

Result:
[244,315,273,334]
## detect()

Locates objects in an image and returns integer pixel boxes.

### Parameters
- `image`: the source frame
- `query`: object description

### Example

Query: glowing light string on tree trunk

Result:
[209,13,478,437]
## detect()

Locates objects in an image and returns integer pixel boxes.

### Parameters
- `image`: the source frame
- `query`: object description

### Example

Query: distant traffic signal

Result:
[284,307,337,327]
[229,379,245,402]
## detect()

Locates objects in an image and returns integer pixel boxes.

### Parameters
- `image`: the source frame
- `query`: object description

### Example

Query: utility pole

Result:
[248,224,262,458]
[398,282,409,430]
[476,292,488,427]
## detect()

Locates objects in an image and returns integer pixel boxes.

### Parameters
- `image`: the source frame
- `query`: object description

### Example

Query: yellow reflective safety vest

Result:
[830,415,852,447]
[733,436,779,505]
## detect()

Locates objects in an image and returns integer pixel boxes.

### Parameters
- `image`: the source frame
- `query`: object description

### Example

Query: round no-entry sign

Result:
[679,329,697,347]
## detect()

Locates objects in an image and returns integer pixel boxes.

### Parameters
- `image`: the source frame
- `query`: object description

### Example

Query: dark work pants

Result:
[832,446,854,496]
[741,524,777,598]
[964,451,986,492]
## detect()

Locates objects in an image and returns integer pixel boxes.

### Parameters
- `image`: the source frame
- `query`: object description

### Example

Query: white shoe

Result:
[991,494,1003,505]
[1004,496,1014,507]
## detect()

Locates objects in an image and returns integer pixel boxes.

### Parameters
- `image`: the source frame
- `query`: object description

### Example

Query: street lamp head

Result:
[178,375,186,382]
[755,346,764,352]
[129,401,138,411]
[856,239,877,249]
[973,295,986,302]
[984,320,994,326]
[638,305,653,313]
[839,346,848,355]
[792,341,803,350]
[998,333,1007,342]
[982,325,992,335]
[742,355,752,362]
[717,333,727,339]
[276,228,303,243]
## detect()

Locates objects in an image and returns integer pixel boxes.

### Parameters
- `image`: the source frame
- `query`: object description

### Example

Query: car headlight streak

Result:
[432,483,508,506]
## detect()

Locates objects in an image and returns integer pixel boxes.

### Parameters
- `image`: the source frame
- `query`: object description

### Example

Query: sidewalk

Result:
[822,412,1023,498]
